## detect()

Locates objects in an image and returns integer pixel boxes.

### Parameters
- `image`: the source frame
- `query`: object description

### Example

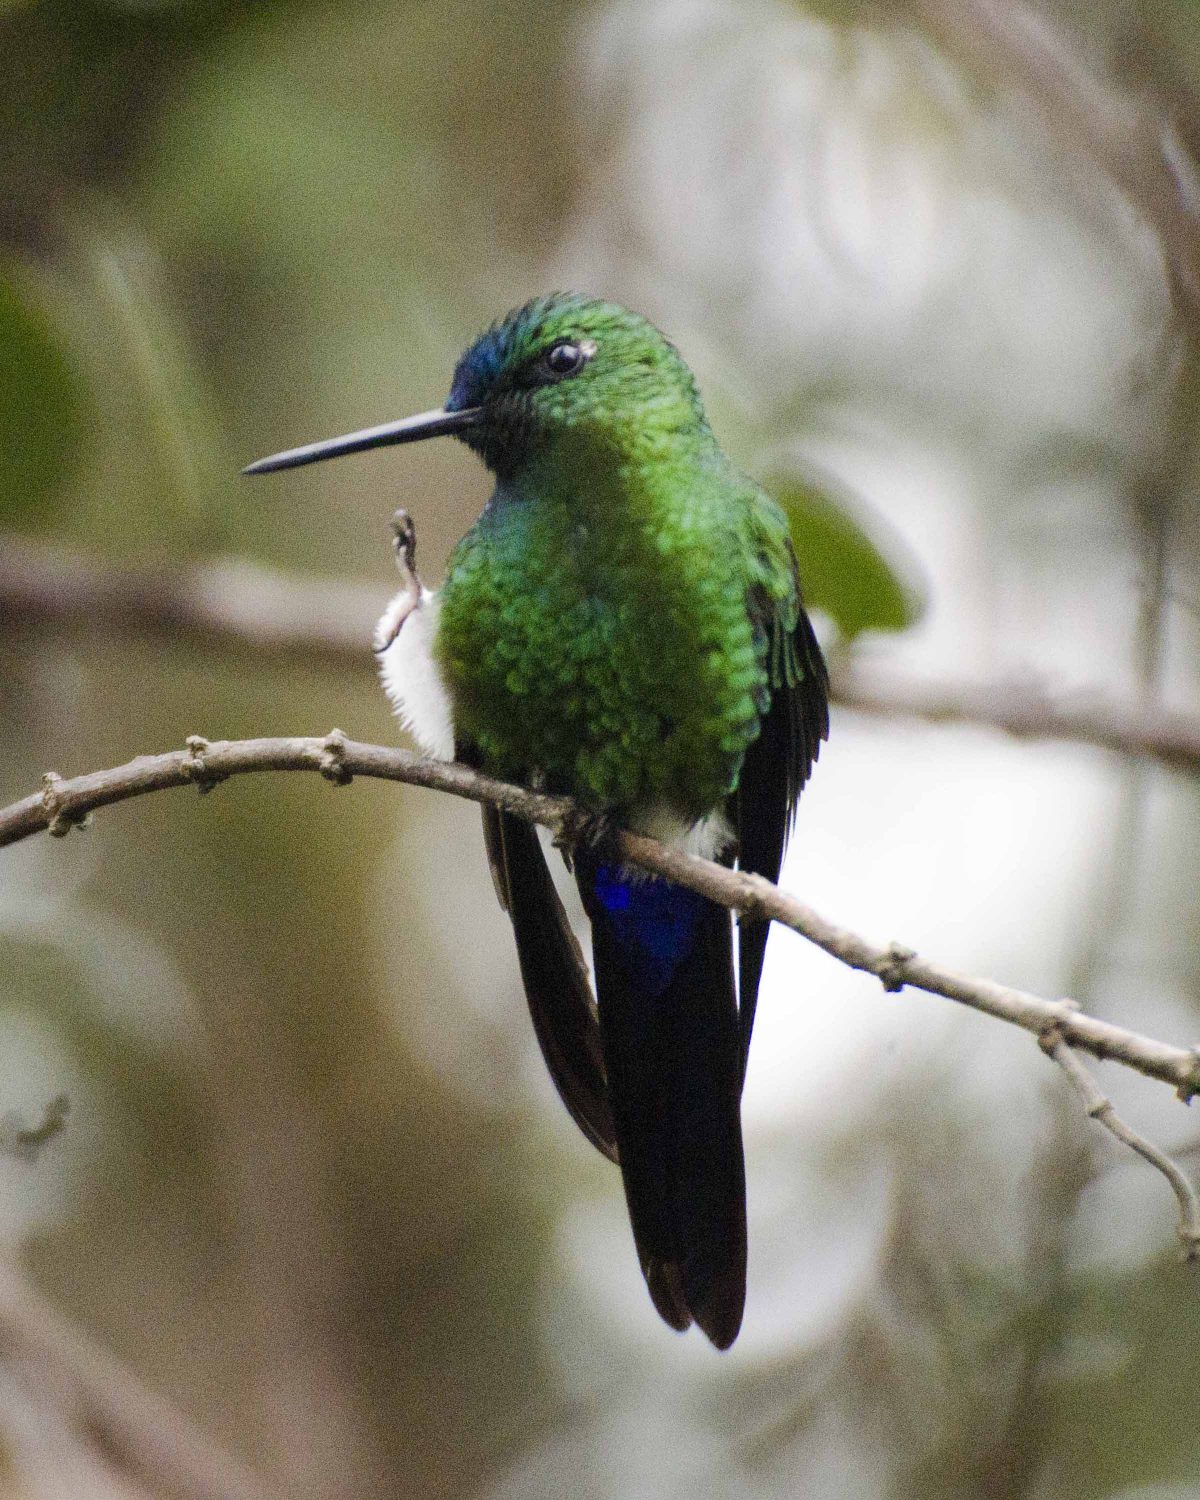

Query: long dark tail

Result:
[482,807,617,1162]
[577,854,746,1349]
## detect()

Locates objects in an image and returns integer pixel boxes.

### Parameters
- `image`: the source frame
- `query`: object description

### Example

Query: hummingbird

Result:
[245,294,828,1348]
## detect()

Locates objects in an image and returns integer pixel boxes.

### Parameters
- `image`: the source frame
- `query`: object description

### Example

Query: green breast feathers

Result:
[436,468,797,823]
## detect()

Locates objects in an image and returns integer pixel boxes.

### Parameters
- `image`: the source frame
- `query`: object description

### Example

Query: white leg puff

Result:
[374,512,456,761]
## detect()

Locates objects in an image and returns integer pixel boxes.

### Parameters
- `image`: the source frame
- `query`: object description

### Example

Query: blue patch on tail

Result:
[591,864,707,996]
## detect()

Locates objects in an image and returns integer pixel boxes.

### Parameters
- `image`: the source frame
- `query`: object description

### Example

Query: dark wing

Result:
[481,805,618,1162]
[733,560,829,1078]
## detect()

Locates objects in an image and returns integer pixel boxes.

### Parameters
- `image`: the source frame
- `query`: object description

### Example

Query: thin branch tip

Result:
[1041,1034,1200,1264]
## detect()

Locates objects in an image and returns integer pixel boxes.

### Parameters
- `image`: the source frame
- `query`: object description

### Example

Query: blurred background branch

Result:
[8,531,1200,774]
[913,0,1200,325]
[0,1095,69,1163]
[0,1256,279,1500]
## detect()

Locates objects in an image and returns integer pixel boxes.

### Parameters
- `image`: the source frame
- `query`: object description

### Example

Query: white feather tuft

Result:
[632,804,734,861]
[376,588,455,760]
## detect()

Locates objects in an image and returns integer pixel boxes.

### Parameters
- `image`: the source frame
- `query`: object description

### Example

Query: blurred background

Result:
[3,0,1200,1495]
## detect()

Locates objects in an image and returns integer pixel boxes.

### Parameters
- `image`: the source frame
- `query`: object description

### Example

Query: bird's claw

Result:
[375,511,422,654]
[555,806,620,867]
[391,509,417,568]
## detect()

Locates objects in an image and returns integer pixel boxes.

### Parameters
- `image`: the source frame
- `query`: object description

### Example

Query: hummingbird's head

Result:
[242,294,712,479]
[443,294,710,475]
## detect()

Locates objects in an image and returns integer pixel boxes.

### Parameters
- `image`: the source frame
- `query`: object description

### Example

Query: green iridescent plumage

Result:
[244,293,828,1350]
[436,297,803,822]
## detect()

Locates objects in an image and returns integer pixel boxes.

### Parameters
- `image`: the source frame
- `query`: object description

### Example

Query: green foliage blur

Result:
[0,273,84,524]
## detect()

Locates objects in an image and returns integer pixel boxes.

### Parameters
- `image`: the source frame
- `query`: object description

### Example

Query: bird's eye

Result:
[543,341,587,377]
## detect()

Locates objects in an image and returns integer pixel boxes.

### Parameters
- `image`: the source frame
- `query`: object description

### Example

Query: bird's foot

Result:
[554,805,620,870]
[375,512,423,654]
[390,509,417,570]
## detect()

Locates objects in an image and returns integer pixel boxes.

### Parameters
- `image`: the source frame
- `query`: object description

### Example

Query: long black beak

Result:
[242,406,482,475]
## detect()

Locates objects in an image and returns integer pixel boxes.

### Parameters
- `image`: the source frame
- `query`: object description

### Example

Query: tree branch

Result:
[1039,1028,1200,1260]
[6,533,1200,774]
[4,732,1200,1112]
